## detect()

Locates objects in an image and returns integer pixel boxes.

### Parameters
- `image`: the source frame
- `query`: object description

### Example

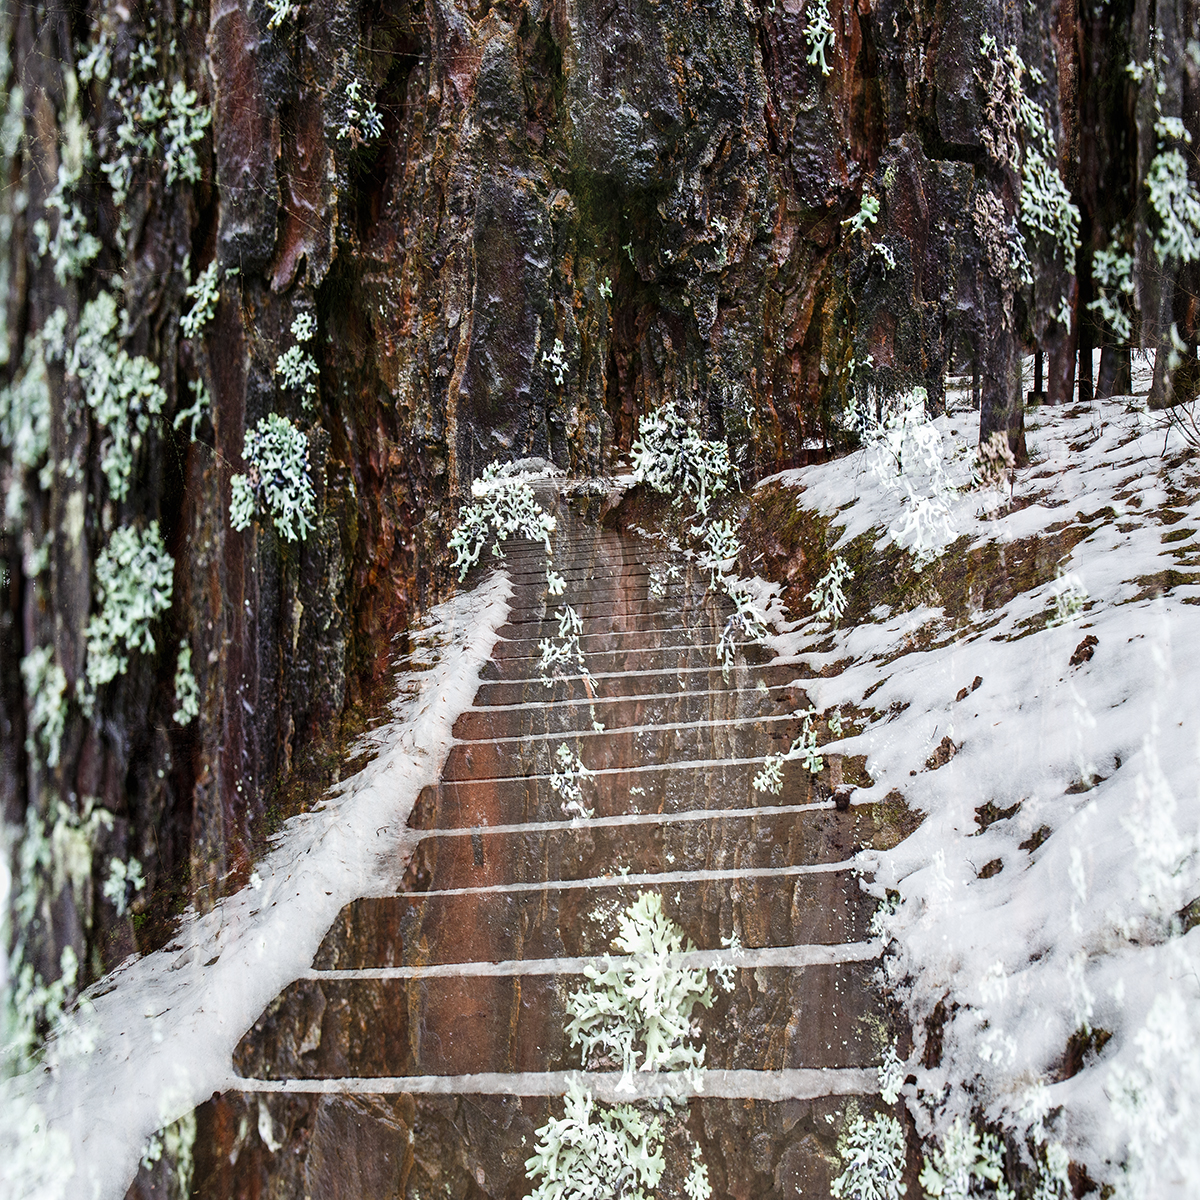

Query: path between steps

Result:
[231,502,899,1194]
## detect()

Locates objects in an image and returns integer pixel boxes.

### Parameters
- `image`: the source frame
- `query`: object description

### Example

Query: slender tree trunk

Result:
[1151,343,1200,408]
[1078,280,1095,406]
[1097,344,1131,398]
[980,323,1027,464]
[1049,331,1078,405]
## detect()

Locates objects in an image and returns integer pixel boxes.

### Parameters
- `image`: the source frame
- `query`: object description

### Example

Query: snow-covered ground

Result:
[758,386,1200,1195]
[0,573,511,1200]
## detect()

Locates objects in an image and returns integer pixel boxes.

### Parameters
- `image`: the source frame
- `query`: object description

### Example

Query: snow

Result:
[757,388,1200,1193]
[0,572,512,1200]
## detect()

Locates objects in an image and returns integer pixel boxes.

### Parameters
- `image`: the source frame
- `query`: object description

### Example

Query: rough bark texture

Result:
[1,0,1197,1193]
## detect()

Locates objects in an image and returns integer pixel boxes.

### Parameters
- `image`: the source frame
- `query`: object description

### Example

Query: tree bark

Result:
[1077,261,1095,405]
[980,319,1027,464]
[1096,345,1132,398]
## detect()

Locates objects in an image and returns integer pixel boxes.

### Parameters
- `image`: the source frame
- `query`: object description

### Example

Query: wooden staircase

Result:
[231,504,902,1196]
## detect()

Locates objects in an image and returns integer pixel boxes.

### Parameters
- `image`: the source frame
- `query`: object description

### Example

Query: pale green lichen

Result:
[31,70,99,283]
[526,894,719,1200]
[716,579,768,681]
[139,1109,197,1198]
[162,79,210,186]
[180,261,220,339]
[102,855,144,917]
[338,77,383,143]
[753,705,824,794]
[525,1082,665,1200]
[1049,568,1087,628]
[76,24,113,87]
[541,337,568,386]
[80,19,211,207]
[808,555,854,628]
[844,194,881,235]
[69,292,168,502]
[6,944,82,1067]
[831,1112,908,1200]
[804,1,835,75]
[35,166,101,287]
[1146,148,1200,264]
[274,346,316,395]
[275,312,319,408]
[1015,68,1080,266]
[265,0,295,30]
[0,61,22,367]
[693,517,741,589]
[1127,43,1200,265]
[976,40,1079,308]
[918,1117,1009,1199]
[549,743,595,818]
[448,461,557,580]
[971,189,1030,323]
[0,311,66,518]
[0,328,55,521]
[229,475,253,532]
[537,604,587,684]
[19,646,67,768]
[629,402,732,516]
[5,797,116,1072]
[566,891,713,1082]
[85,522,175,691]
[631,411,766,681]
[173,642,200,725]
[879,1042,905,1105]
[848,387,956,565]
[683,1145,712,1200]
[1108,986,1200,1198]
[15,798,111,927]
[32,70,100,284]
[752,753,785,795]
[173,378,211,442]
[230,413,317,542]
[1089,241,1135,342]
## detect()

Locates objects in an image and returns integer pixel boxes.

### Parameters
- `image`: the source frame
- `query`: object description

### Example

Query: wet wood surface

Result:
[231,508,904,1198]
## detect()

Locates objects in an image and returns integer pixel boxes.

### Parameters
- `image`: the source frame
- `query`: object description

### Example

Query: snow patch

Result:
[0,573,511,1200]
[758,394,1200,1193]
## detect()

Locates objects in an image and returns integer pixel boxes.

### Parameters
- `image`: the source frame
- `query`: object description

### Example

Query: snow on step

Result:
[411,798,876,839]
[393,859,857,898]
[232,1067,881,1100]
[491,624,728,652]
[481,641,765,677]
[300,940,880,979]
[473,660,801,705]
[409,758,809,822]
